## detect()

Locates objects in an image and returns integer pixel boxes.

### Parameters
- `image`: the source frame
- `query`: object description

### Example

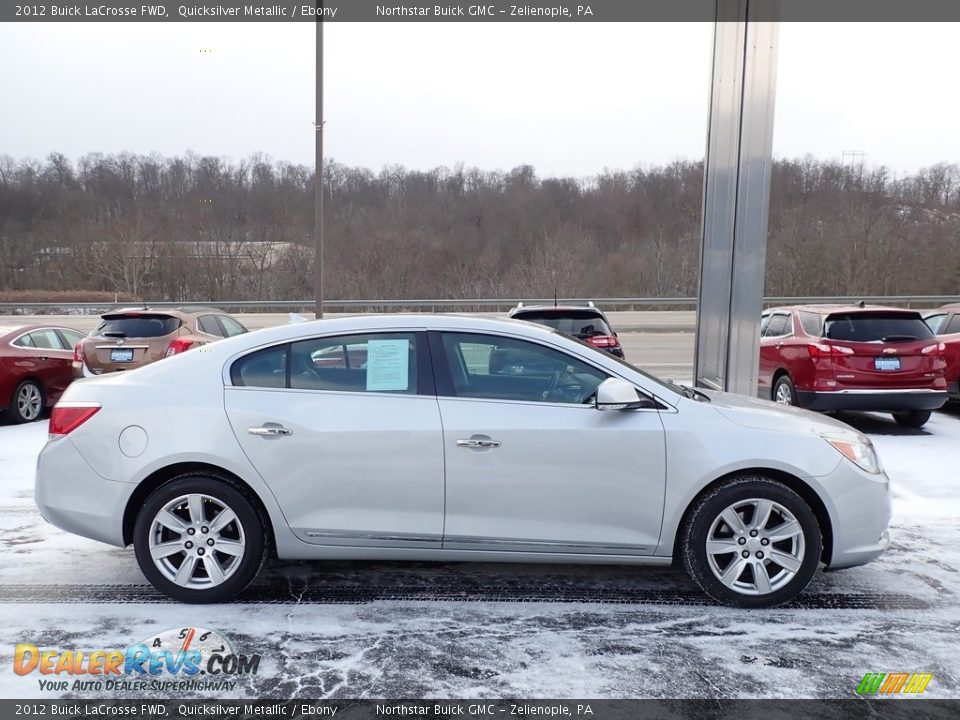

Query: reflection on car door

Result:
[431,331,667,554]
[223,331,445,548]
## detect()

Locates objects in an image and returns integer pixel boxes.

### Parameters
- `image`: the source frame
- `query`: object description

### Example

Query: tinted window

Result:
[945,315,960,335]
[290,333,418,394]
[231,346,287,388]
[764,314,790,337]
[198,315,224,337]
[760,314,771,335]
[798,311,822,336]
[925,314,947,334]
[440,332,608,404]
[219,316,247,337]
[513,310,613,338]
[98,314,180,338]
[25,330,66,350]
[824,313,934,342]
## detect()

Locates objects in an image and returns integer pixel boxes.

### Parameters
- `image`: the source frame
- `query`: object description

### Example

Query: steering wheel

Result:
[543,369,562,400]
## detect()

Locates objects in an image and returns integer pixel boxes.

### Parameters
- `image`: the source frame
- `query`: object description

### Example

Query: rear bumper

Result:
[949,381,960,401]
[35,436,132,547]
[796,389,948,412]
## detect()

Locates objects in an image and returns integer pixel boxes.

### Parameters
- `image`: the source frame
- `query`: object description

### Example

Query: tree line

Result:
[0,151,958,302]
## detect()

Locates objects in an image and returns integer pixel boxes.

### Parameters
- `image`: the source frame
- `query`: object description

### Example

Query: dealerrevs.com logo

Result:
[13,627,260,693]
[856,672,934,695]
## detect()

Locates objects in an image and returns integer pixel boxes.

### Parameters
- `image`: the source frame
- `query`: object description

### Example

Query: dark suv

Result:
[508,303,624,358]
[759,304,948,427]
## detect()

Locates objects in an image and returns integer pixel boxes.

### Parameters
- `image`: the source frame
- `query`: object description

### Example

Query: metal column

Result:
[314,10,325,319]
[694,1,779,395]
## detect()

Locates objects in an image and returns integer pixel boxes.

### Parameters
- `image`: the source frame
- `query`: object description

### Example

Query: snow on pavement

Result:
[1,409,958,699]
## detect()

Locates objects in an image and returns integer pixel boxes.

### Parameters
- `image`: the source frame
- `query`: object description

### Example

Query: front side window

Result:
[219,316,247,337]
[290,333,418,394]
[924,314,946,334]
[944,315,960,336]
[439,332,608,405]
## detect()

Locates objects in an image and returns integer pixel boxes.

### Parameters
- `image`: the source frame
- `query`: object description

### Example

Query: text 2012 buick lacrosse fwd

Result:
[35,315,891,607]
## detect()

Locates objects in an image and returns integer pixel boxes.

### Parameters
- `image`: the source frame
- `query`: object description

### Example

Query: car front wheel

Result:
[682,476,821,608]
[133,474,267,603]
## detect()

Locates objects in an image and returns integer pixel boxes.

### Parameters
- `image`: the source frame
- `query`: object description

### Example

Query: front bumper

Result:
[35,436,132,547]
[796,389,948,412]
[820,460,892,570]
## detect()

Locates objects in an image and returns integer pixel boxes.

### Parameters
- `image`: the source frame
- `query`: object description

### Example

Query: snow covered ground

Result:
[1,407,959,699]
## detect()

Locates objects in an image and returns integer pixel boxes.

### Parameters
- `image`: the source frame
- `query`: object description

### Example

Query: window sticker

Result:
[366,339,410,391]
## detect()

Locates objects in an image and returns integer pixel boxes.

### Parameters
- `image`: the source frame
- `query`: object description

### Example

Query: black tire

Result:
[771,375,798,407]
[892,410,931,429]
[681,476,822,608]
[133,474,267,603]
[10,379,44,424]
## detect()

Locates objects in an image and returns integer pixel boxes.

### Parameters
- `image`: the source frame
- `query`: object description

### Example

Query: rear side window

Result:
[290,333,418,394]
[798,312,822,336]
[763,314,791,337]
[15,330,65,349]
[231,346,287,388]
[824,313,934,342]
[513,310,612,338]
[925,314,947,334]
[197,315,224,337]
[98,314,180,338]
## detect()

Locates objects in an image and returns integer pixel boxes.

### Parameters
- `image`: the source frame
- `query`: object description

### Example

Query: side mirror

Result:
[595,378,648,411]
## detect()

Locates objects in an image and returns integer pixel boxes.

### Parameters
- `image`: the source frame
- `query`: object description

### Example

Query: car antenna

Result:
[858,300,866,308]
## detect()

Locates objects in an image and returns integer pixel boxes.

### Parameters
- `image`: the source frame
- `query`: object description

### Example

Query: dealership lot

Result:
[1,395,959,698]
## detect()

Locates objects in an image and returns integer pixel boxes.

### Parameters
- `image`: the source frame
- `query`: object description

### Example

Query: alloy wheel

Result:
[774,382,793,405]
[17,383,42,421]
[705,497,805,596]
[148,493,246,589]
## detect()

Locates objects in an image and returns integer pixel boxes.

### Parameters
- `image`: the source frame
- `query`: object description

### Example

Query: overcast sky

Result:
[1,21,958,177]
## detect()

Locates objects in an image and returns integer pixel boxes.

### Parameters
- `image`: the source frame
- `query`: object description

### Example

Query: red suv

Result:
[758,305,948,427]
[923,303,960,401]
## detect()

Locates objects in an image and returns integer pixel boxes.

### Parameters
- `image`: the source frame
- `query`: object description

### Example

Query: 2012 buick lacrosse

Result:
[35,315,891,606]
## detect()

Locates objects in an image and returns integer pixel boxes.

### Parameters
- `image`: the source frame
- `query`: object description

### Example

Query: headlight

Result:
[823,435,882,474]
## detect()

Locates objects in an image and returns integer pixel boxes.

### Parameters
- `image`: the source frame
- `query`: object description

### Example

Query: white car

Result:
[35,315,891,606]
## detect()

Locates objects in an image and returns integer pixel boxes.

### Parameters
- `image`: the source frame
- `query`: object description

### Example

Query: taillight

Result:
[165,338,194,357]
[807,343,854,358]
[73,342,84,363]
[49,404,100,437]
[921,342,946,355]
[587,335,619,349]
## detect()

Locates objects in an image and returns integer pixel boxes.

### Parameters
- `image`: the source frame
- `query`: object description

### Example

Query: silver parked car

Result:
[35,315,891,607]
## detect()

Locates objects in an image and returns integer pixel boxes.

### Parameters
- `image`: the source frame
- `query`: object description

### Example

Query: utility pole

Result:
[314,6,324,319]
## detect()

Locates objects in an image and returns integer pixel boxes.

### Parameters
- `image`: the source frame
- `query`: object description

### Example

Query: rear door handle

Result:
[456,438,501,449]
[248,426,292,437]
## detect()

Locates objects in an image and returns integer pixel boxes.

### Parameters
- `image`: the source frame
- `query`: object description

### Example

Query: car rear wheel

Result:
[133,474,267,603]
[892,410,931,429]
[11,380,44,423]
[772,375,797,406]
[681,476,821,608]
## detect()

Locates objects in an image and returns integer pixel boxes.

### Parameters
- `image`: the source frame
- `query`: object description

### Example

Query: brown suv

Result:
[73,306,248,377]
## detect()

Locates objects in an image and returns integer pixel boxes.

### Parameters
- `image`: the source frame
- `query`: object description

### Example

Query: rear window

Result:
[97,314,181,338]
[513,310,612,338]
[823,313,934,343]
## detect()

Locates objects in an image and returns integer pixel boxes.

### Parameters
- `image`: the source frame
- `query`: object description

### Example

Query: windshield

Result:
[513,310,613,338]
[823,312,934,343]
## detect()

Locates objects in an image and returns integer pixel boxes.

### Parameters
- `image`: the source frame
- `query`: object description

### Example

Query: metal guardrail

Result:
[0,296,957,314]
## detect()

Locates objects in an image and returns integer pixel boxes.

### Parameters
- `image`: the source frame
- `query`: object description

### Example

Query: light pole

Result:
[314,6,324,319]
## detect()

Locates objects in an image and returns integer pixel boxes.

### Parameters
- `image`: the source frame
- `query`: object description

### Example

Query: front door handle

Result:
[248,426,292,437]
[457,437,501,449]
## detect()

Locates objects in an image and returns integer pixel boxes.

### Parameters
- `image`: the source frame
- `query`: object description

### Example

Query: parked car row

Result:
[3,302,959,425]
[1,307,247,423]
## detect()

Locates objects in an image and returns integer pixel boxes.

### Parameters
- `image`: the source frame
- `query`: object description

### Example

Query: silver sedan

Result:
[34,315,891,607]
